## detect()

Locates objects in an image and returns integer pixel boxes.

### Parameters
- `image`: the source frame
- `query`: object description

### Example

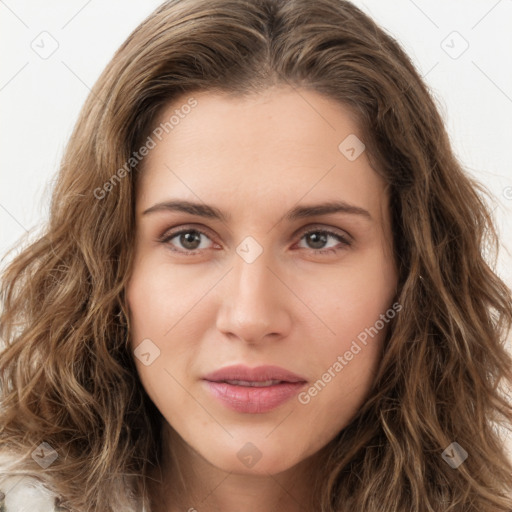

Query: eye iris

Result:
[180,231,201,250]
[307,232,328,249]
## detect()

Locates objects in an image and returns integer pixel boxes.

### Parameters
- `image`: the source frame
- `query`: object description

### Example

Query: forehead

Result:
[136,87,388,224]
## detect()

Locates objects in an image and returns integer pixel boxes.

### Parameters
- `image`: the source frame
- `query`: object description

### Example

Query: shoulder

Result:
[0,449,61,511]
[0,475,60,511]
[0,450,150,512]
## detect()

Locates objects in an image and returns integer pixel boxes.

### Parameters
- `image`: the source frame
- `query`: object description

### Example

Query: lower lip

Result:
[204,380,307,413]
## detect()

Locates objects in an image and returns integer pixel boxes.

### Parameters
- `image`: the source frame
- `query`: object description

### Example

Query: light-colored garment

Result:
[0,473,61,512]
[0,450,148,512]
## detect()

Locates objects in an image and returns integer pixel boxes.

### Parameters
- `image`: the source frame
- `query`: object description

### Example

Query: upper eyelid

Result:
[299,225,352,241]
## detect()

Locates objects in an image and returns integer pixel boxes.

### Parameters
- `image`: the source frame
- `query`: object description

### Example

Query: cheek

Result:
[298,248,396,414]
[125,261,173,392]
[125,265,189,420]
[126,255,204,342]
[299,246,396,345]
[125,257,213,403]
[297,303,389,442]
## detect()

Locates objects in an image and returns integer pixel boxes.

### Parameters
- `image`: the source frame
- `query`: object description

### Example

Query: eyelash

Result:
[158,225,352,256]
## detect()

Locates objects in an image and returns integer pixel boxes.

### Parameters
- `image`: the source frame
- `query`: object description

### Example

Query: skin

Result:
[125,86,398,512]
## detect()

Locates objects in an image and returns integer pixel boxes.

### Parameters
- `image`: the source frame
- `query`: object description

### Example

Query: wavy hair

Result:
[1,0,511,510]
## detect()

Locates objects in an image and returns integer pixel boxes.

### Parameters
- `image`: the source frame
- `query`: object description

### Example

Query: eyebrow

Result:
[142,199,372,222]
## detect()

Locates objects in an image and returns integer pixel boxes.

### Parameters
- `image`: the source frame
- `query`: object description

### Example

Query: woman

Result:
[1,0,511,510]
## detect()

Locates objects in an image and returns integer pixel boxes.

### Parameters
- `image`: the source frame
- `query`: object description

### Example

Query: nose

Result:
[215,249,292,345]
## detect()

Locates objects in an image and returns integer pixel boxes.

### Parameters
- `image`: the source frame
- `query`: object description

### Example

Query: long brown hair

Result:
[1,0,511,510]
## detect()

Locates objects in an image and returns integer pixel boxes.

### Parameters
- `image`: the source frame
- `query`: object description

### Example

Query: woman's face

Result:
[126,86,398,476]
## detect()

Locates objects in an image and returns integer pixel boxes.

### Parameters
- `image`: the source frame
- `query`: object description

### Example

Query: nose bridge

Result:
[234,247,272,300]
[231,245,277,316]
[215,244,290,342]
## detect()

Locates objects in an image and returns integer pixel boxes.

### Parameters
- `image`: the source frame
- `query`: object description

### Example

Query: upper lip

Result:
[203,365,307,383]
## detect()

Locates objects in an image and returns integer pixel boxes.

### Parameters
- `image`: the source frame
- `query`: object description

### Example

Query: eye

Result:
[296,228,352,255]
[159,227,215,254]
[158,225,352,256]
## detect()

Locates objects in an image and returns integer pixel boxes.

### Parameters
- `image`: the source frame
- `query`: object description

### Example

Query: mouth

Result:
[203,364,307,383]
[202,365,308,414]
[219,379,285,387]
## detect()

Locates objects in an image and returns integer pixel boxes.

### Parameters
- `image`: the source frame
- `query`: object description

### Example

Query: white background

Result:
[1,0,511,457]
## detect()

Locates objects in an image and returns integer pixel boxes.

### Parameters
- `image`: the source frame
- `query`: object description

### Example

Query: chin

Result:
[197,438,306,476]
